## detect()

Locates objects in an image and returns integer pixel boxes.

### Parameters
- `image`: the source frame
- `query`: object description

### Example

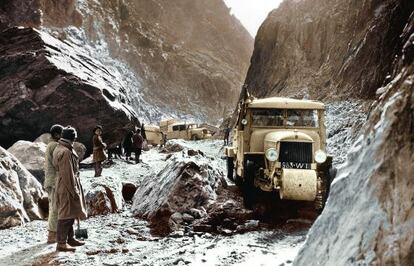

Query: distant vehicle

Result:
[160,119,212,141]
[144,125,163,146]
[225,95,336,210]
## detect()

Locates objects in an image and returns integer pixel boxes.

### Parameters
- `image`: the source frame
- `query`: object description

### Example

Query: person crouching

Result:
[53,126,87,252]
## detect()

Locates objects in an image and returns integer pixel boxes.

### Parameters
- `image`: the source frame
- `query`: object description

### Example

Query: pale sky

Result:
[224,0,283,37]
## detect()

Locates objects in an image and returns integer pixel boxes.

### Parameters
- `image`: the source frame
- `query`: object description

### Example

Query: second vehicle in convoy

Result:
[225,95,336,210]
[160,119,212,141]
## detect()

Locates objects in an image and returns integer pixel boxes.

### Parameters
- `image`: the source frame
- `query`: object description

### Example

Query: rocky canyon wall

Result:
[0,0,252,148]
[245,0,414,264]
[245,0,414,100]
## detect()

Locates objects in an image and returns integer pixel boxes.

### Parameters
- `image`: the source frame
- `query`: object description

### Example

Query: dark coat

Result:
[52,139,87,220]
[132,133,144,149]
[123,131,134,151]
[92,134,107,163]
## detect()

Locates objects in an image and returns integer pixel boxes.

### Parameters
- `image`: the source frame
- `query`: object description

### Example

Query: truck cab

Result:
[225,97,335,210]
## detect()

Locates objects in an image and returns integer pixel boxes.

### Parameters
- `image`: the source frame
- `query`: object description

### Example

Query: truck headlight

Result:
[265,148,278,162]
[315,150,327,163]
[241,119,248,125]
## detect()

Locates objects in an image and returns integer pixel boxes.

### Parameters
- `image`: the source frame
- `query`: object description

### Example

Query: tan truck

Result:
[160,119,212,141]
[144,125,163,146]
[225,96,336,210]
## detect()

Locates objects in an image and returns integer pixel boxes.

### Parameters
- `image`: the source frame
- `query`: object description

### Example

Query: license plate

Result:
[281,162,311,169]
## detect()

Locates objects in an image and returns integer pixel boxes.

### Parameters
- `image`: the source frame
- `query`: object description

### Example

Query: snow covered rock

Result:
[0,147,46,229]
[0,27,139,150]
[7,140,47,184]
[34,133,52,144]
[83,176,123,216]
[132,154,222,234]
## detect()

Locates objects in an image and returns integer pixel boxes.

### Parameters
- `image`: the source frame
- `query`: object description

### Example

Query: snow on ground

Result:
[0,104,369,265]
[0,140,305,266]
[0,209,306,266]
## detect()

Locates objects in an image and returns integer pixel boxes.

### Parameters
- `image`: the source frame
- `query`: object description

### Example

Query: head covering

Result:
[50,124,63,139]
[62,126,77,141]
[93,125,103,134]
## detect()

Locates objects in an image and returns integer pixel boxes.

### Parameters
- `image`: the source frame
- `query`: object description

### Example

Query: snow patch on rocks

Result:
[7,141,47,184]
[0,146,46,229]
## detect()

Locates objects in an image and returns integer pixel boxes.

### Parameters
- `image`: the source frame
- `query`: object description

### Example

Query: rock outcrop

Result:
[0,146,46,229]
[245,0,414,101]
[0,0,253,127]
[132,153,223,235]
[243,0,414,264]
[83,176,123,216]
[0,27,139,149]
[295,12,414,264]
[72,0,253,122]
[7,140,47,184]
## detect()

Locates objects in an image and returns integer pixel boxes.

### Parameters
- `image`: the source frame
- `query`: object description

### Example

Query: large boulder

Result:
[7,141,47,184]
[82,175,123,216]
[0,146,46,229]
[0,27,139,150]
[132,154,223,234]
[35,133,87,161]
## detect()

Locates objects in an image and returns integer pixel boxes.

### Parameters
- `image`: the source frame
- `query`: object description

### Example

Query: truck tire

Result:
[191,135,198,141]
[315,167,336,213]
[243,160,256,209]
[226,157,234,181]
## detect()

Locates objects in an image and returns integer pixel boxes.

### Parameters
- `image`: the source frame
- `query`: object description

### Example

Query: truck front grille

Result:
[279,142,312,164]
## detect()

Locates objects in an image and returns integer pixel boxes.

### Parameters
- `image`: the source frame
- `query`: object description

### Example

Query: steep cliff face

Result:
[295,11,414,264]
[0,0,252,123]
[246,0,414,100]
[245,0,414,264]
[70,0,253,122]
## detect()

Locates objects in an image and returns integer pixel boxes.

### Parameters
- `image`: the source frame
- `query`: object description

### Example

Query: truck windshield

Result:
[251,109,319,127]
[286,110,318,127]
[252,109,284,127]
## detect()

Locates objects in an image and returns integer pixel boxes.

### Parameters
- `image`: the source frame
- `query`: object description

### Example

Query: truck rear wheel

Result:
[191,135,198,141]
[226,157,234,181]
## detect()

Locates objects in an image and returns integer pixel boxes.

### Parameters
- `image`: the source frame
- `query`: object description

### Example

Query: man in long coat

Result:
[53,126,87,252]
[43,124,63,244]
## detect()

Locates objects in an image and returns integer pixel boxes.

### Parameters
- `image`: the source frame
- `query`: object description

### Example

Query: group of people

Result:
[44,123,145,252]
[92,126,145,177]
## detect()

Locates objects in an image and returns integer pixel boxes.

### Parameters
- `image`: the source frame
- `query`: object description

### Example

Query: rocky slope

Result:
[0,27,138,149]
[295,10,414,264]
[244,0,414,265]
[0,0,252,128]
[245,0,414,101]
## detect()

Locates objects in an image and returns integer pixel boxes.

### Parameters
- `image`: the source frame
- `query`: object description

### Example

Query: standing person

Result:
[43,124,63,244]
[123,130,134,161]
[92,125,107,177]
[224,127,231,146]
[141,123,147,140]
[53,126,87,252]
[132,129,144,164]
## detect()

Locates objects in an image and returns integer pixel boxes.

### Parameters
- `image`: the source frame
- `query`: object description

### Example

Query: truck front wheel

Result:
[243,160,256,209]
